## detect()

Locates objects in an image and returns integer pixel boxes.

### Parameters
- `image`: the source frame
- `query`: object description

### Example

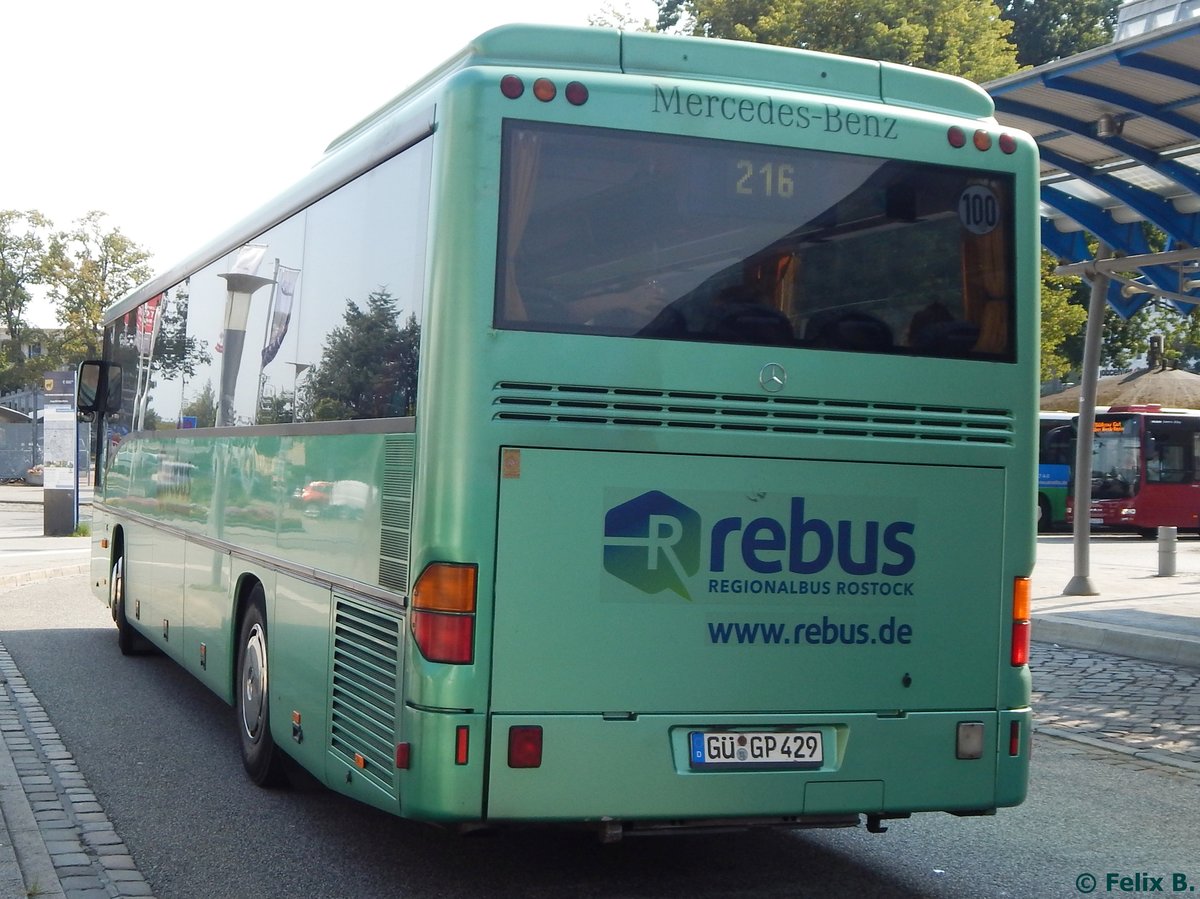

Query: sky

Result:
[2,0,656,326]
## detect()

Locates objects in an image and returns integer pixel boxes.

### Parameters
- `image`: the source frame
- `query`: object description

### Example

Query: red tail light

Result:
[455,726,470,766]
[411,611,474,664]
[508,726,543,768]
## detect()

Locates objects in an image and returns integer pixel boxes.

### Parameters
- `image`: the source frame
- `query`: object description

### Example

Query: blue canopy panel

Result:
[987,19,1200,316]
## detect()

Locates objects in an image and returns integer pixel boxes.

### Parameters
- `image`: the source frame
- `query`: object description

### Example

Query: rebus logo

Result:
[604,490,918,600]
[603,491,701,600]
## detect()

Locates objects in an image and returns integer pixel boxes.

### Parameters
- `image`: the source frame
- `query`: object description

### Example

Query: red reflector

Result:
[455,726,470,766]
[508,725,543,768]
[947,126,966,148]
[565,81,589,105]
[533,78,557,102]
[500,75,524,99]
[396,743,411,769]
[999,133,1017,154]
[973,129,992,151]
[1011,620,1031,666]
[411,610,474,664]
[1009,721,1021,756]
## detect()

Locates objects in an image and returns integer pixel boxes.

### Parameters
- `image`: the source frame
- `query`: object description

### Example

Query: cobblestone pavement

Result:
[1031,642,1200,779]
[0,640,154,899]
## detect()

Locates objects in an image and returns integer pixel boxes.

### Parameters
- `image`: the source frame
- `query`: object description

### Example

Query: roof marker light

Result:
[999,133,1018,154]
[973,129,992,151]
[947,126,966,148]
[533,78,557,102]
[500,75,524,99]
[565,81,589,106]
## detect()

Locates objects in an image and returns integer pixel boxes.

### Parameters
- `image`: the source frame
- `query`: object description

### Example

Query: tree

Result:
[180,380,217,429]
[590,0,659,30]
[1000,0,1118,68]
[42,211,152,365]
[656,0,1020,82]
[303,288,420,421]
[0,209,52,393]
[1039,251,1088,381]
[154,286,210,382]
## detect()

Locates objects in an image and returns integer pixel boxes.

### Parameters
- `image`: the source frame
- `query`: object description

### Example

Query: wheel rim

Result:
[110,558,123,620]
[241,622,268,744]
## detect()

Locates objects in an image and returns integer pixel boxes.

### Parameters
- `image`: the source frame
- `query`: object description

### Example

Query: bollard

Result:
[1158,526,1178,577]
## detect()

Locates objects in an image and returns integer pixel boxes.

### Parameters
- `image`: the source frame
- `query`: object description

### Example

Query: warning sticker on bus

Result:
[689,730,824,769]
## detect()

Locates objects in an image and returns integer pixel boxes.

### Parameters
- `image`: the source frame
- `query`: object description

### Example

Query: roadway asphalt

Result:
[0,484,1198,897]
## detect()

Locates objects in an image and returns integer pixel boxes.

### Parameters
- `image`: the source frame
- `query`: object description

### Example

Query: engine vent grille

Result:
[492,382,1013,444]
[331,597,401,794]
[379,435,415,593]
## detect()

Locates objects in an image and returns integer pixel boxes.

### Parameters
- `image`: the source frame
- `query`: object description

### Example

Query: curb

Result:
[0,565,90,592]
[1034,723,1200,776]
[1034,614,1200,670]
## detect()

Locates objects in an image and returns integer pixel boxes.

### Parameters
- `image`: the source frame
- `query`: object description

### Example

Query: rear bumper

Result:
[483,709,1031,823]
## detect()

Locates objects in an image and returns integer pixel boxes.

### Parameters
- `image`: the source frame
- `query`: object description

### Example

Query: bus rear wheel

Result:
[236,587,289,787]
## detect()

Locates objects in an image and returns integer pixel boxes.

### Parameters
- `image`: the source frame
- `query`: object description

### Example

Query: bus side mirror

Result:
[77,360,123,417]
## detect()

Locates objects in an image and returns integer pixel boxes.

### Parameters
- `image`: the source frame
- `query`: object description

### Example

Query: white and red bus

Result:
[1068,404,1200,535]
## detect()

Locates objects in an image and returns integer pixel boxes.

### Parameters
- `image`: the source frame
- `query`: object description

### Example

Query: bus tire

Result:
[236,587,289,787]
[111,555,151,656]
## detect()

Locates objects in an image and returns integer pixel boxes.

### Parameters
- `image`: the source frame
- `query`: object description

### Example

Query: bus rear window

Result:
[495,121,1015,361]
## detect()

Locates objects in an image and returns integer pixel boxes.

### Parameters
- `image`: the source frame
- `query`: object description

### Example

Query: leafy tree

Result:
[656,0,1020,81]
[257,375,295,425]
[1039,251,1088,381]
[154,286,210,382]
[303,288,420,421]
[590,0,659,29]
[1000,0,1118,68]
[0,209,52,392]
[42,211,152,365]
[180,380,217,429]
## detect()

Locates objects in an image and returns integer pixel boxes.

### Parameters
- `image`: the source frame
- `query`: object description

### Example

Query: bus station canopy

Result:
[986,18,1200,319]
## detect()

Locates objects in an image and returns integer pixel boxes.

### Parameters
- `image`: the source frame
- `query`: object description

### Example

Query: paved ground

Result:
[1,485,1199,897]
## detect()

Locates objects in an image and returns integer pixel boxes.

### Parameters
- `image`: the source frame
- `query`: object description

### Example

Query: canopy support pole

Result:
[1064,242,1112,596]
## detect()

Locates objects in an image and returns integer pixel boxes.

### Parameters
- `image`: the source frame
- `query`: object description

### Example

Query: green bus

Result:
[78,24,1037,839]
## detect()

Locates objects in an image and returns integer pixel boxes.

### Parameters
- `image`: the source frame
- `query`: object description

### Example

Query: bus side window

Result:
[1146,435,1162,482]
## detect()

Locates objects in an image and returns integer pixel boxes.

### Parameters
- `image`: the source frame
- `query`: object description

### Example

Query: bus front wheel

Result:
[110,555,150,656]
[236,588,288,787]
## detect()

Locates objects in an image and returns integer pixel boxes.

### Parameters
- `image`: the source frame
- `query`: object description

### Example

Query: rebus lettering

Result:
[708,497,916,576]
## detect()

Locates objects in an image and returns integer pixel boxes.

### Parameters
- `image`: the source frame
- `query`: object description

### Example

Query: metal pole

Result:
[1064,243,1112,596]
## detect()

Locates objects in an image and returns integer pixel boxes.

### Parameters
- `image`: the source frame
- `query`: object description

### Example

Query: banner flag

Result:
[231,243,268,275]
[261,266,300,366]
[135,294,162,355]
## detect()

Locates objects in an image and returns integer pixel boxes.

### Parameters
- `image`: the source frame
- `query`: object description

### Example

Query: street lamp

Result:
[216,271,275,427]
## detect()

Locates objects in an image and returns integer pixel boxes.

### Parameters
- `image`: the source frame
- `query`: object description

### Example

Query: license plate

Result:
[689,730,823,769]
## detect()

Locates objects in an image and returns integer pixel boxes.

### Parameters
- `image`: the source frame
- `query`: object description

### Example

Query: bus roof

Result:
[324,24,995,156]
[103,24,997,325]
